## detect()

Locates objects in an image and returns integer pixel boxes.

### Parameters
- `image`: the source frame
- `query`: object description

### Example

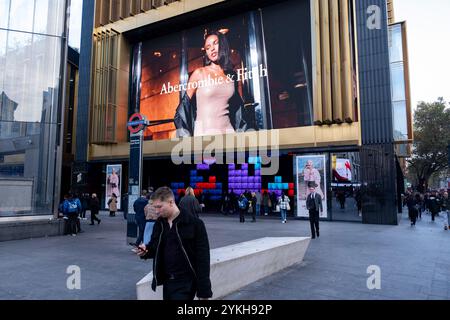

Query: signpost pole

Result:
[126,114,146,244]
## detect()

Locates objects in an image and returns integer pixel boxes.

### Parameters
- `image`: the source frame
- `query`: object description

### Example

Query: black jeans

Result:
[68,213,78,234]
[91,210,100,224]
[135,219,146,246]
[163,275,196,300]
[309,210,320,238]
[239,209,247,223]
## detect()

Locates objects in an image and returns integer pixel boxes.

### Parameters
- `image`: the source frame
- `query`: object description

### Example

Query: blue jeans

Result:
[281,209,287,222]
[256,204,261,216]
[143,221,155,245]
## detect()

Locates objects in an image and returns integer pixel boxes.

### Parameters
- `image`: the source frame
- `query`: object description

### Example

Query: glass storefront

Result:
[330,152,362,222]
[0,0,67,217]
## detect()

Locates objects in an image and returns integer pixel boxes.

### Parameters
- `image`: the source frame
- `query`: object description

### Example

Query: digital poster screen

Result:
[138,0,312,141]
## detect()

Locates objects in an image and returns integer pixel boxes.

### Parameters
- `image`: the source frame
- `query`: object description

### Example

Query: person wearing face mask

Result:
[174,30,251,137]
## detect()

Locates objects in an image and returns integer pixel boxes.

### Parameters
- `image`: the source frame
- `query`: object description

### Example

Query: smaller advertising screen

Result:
[332,157,352,183]
[296,155,327,218]
[105,164,122,210]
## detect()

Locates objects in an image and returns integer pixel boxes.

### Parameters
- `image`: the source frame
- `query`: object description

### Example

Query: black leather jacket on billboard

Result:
[174,76,251,137]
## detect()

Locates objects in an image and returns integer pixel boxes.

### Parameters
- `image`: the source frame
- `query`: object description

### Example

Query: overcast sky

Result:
[66,1,450,108]
[394,0,450,108]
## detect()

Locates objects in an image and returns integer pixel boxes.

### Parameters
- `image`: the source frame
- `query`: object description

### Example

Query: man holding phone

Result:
[136,187,212,300]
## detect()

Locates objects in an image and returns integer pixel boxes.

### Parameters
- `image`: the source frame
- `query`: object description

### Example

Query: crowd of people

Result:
[220,190,293,223]
[403,189,450,229]
[58,192,101,236]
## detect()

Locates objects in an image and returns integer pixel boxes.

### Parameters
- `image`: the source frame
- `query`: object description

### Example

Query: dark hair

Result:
[151,187,175,203]
[308,181,318,188]
[203,30,234,73]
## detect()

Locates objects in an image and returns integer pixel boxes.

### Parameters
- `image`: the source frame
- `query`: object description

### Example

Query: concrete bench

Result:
[136,237,310,300]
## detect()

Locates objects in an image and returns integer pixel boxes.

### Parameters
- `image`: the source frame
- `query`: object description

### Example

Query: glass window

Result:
[34,0,65,36]
[393,101,408,141]
[0,30,6,83]
[389,24,403,63]
[390,62,405,102]
[0,0,11,29]
[9,0,35,32]
[330,152,362,222]
[3,31,61,122]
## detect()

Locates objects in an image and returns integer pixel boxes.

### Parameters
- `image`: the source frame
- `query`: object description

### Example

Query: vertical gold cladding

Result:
[312,0,323,125]
[320,0,333,125]
[329,0,343,123]
[387,0,395,24]
[339,0,354,123]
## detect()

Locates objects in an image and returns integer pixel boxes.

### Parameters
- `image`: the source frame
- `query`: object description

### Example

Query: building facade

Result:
[75,0,412,225]
[0,0,70,217]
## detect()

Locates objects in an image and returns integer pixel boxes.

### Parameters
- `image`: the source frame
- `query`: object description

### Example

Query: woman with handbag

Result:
[278,192,290,224]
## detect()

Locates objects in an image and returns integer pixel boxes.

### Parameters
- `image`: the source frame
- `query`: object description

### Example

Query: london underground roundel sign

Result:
[127,113,145,134]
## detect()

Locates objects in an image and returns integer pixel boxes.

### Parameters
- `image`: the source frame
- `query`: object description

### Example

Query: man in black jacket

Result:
[137,187,212,300]
[306,183,323,239]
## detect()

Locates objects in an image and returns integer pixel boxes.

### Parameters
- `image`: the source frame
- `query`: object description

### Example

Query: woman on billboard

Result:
[174,30,251,137]
[107,168,120,199]
[303,160,324,199]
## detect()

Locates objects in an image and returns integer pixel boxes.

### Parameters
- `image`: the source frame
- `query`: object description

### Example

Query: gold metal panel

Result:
[320,0,333,124]
[311,0,323,125]
[330,0,343,123]
[339,0,353,123]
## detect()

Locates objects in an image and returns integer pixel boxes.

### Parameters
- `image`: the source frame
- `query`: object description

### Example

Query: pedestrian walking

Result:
[108,193,118,217]
[63,193,82,236]
[136,187,212,300]
[278,192,290,224]
[255,190,262,217]
[262,191,270,216]
[442,192,450,230]
[80,193,89,219]
[73,193,84,234]
[143,198,158,245]
[406,193,419,227]
[179,187,202,219]
[306,183,323,239]
[250,192,257,222]
[238,193,249,223]
[89,193,101,225]
[429,191,440,222]
[132,190,149,249]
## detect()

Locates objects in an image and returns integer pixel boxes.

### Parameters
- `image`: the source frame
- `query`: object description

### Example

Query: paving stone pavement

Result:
[0,210,449,300]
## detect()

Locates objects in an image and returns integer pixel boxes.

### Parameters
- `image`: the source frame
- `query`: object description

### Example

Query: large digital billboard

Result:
[138,0,312,141]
